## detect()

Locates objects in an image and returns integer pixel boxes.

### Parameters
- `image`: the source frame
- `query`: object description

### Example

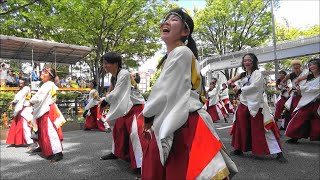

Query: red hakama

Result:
[285,101,320,141]
[84,105,105,131]
[222,98,234,113]
[6,107,33,145]
[36,104,63,158]
[274,96,287,120]
[284,95,301,128]
[206,105,220,122]
[112,104,145,169]
[231,103,281,155]
[142,112,224,180]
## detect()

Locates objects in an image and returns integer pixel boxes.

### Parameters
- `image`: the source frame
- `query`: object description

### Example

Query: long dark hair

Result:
[308,58,320,72]
[241,53,259,71]
[157,8,198,69]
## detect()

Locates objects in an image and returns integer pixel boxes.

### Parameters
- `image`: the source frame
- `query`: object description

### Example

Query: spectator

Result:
[0,63,8,87]
[6,70,17,87]
[31,67,39,81]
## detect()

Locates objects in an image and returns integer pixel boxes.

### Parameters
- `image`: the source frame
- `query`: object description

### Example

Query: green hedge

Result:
[0,91,15,102]
[0,91,80,101]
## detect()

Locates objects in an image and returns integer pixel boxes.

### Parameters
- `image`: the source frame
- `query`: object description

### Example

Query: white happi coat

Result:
[238,70,274,127]
[30,81,65,130]
[219,88,229,101]
[208,85,220,107]
[284,70,308,110]
[143,46,204,165]
[84,88,99,116]
[294,76,320,113]
[104,69,145,121]
[12,86,32,118]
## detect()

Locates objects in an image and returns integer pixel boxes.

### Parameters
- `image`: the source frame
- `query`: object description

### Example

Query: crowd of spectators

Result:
[0,63,28,87]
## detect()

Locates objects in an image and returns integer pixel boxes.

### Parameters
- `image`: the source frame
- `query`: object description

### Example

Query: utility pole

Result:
[271,0,279,79]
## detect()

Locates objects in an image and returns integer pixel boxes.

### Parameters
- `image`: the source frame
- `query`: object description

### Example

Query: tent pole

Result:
[54,49,57,70]
[31,47,34,85]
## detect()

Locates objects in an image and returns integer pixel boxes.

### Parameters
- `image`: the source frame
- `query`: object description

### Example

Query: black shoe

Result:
[286,138,298,144]
[50,152,63,162]
[279,127,286,130]
[84,128,90,131]
[100,153,118,160]
[27,142,38,151]
[224,119,228,123]
[230,150,243,156]
[132,168,141,175]
[31,147,42,153]
[276,153,288,163]
[105,128,112,133]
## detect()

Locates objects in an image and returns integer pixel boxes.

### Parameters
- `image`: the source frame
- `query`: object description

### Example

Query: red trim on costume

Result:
[186,116,222,179]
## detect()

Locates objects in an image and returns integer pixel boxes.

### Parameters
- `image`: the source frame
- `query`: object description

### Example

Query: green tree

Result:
[264,22,320,71]
[194,0,275,80]
[1,0,171,91]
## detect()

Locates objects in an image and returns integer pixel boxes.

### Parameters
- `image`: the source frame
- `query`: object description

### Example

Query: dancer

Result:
[6,80,33,146]
[207,78,226,122]
[99,52,146,174]
[285,58,320,143]
[30,66,66,162]
[228,53,287,163]
[281,60,306,129]
[220,83,234,114]
[83,80,108,132]
[141,8,238,180]
[274,70,289,129]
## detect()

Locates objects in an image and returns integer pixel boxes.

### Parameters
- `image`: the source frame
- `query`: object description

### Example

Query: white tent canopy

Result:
[0,35,92,65]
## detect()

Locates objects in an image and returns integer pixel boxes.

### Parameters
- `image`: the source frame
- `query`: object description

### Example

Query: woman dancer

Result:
[228,53,287,163]
[30,66,66,162]
[141,8,237,180]
[285,58,320,143]
[6,80,33,146]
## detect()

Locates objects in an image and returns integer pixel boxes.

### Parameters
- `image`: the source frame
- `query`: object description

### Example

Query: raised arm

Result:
[227,74,241,85]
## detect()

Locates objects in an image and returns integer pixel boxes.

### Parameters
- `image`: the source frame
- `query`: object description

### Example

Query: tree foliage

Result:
[263,23,320,72]
[1,0,170,91]
[194,0,274,80]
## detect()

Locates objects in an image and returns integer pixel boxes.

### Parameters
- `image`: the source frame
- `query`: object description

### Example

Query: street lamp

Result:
[271,0,279,79]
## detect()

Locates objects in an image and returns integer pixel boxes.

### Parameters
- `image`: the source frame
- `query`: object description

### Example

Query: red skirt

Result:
[84,105,105,131]
[142,112,224,180]
[222,98,234,113]
[207,105,220,122]
[285,101,320,141]
[284,95,301,128]
[37,104,63,157]
[274,96,287,120]
[113,104,145,169]
[219,102,228,117]
[231,103,281,155]
[6,107,32,145]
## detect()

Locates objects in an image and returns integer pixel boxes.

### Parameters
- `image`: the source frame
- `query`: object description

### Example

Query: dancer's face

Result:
[243,55,253,71]
[309,62,319,73]
[41,68,53,83]
[102,60,117,74]
[160,14,189,45]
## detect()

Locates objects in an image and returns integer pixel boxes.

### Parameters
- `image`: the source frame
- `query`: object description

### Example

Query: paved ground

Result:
[1,116,319,180]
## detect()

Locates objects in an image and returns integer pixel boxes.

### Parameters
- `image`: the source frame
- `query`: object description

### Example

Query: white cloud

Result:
[275,0,320,29]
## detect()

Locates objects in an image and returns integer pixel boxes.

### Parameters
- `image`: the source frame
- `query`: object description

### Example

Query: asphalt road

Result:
[1,117,319,180]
